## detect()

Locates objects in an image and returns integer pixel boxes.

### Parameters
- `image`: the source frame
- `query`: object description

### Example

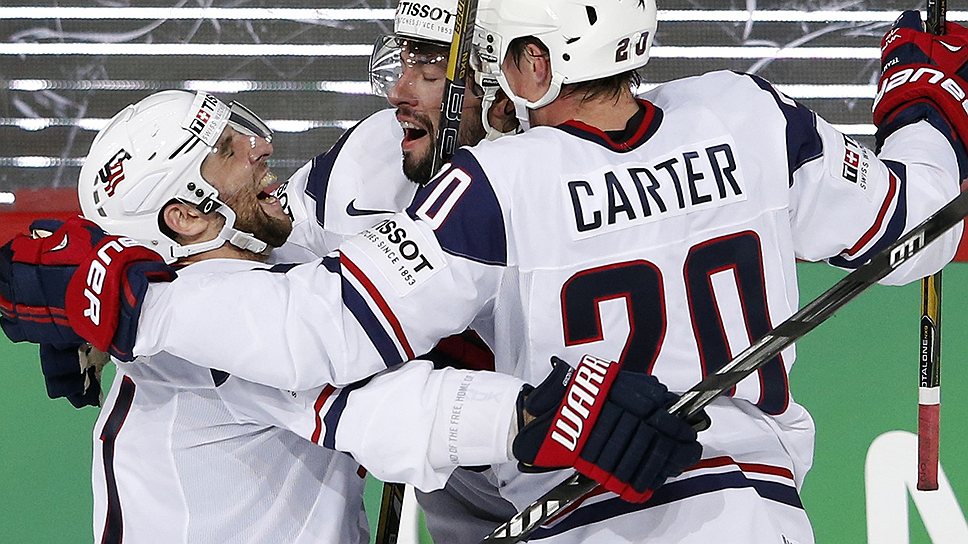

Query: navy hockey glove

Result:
[512,355,705,503]
[873,10,968,174]
[0,217,175,361]
[38,343,109,408]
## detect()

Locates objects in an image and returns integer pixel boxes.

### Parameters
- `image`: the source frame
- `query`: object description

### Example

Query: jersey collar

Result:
[554,99,663,153]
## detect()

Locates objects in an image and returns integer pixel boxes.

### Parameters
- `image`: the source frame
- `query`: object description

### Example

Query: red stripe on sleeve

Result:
[843,171,898,257]
[311,384,337,444]
[339,254,415,360]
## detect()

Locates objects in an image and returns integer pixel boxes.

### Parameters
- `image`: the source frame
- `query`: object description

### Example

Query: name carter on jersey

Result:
[565,139,746,239]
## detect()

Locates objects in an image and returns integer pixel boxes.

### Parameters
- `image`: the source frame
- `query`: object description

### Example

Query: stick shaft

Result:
[432,0,479,173]
[917,273,941,490]
[378,3,479,542]
[916,0,946,492]
[926,0,947,35]
[375,481,407,544]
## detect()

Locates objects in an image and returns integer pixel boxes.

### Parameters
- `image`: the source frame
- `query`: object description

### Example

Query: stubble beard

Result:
[228,191,293,249]
[402,106,486,186]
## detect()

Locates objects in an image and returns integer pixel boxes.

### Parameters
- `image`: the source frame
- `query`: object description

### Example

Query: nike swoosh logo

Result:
[940,41,963,53]
[346,199,394,217]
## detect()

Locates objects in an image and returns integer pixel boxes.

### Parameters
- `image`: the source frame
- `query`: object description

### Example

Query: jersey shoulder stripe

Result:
[408,149,508,266]
[310,384,337,444]
[321,378,371,449]
[742,72,823,186]
[529,458,801,539]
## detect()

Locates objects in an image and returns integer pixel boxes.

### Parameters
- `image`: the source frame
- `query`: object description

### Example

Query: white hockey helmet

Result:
[77,90,274,263]
[472,0,657,120]
[369,0,458,97]
[370,0,516,139]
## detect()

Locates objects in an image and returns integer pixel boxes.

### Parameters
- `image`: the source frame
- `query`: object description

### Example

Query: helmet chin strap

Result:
[496,72,564,132]
[168,201,270,261]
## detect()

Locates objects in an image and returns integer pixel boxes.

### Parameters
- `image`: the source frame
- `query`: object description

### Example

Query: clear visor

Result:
[368,35,450,97]
[226,101,272,143]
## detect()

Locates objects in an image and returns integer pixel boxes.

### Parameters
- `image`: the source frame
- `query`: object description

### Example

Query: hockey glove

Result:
[873,10,968,175]
[512,355,705,503]
[38,343,110,408]
[0,217,176,361]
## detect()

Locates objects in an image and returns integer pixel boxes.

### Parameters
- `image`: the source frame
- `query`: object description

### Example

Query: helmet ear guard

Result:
[78,90,274,263]
[474,71,522,140]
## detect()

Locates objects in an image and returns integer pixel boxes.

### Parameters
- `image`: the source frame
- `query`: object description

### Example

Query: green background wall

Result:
[0,263,965,542]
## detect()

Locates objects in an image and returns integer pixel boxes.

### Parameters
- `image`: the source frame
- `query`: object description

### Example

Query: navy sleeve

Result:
[407,149,508,266]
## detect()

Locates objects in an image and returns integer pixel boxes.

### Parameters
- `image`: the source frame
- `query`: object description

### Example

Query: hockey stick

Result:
[483,185,968,543]
[917,0,947,493]
[431,0,480,174]
[374,2,480,542]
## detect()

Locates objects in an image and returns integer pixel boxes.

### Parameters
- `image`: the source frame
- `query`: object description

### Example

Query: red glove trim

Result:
[532,355,621,468]
[64,236,166,353]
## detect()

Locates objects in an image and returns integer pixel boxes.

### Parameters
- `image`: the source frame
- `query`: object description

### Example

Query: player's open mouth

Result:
[401,121,429,149]
[257,171,281,203]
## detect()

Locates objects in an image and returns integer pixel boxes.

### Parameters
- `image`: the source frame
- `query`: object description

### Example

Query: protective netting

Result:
[0,0,956,193]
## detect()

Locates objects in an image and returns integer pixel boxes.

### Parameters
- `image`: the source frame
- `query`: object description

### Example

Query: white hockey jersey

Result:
[132,71,963,542]
[91,110,523,543]
[271,108,416,262]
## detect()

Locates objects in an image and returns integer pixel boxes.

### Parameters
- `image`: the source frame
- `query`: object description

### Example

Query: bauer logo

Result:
[346,212,445,297]
[873,67,968,119]
[97,149,132,197]
[82,236,144,326]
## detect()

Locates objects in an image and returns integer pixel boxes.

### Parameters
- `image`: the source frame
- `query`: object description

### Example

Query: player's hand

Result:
[873,10,968,166]
[39,343,110,408]
[512,355,705,503]
[0,216,176,361]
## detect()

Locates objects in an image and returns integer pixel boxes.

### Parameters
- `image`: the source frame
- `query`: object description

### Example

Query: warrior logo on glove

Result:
[546,356,615,453]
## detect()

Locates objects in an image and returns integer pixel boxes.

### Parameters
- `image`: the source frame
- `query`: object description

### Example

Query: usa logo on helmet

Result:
[97,148,132,197]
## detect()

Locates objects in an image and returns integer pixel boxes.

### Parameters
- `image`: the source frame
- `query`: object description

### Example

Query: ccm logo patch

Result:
[82,237,142,326]
[551,356,613,451]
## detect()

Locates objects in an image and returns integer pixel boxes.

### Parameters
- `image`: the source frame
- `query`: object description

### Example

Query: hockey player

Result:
[2,4,704,542]
[4,3,966,544]
[64,89,379,543]
[15,89,678,543]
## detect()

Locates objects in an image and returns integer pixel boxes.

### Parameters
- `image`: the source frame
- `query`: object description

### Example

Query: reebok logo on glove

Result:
[80,237,144,326]
[550,356,612,451]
